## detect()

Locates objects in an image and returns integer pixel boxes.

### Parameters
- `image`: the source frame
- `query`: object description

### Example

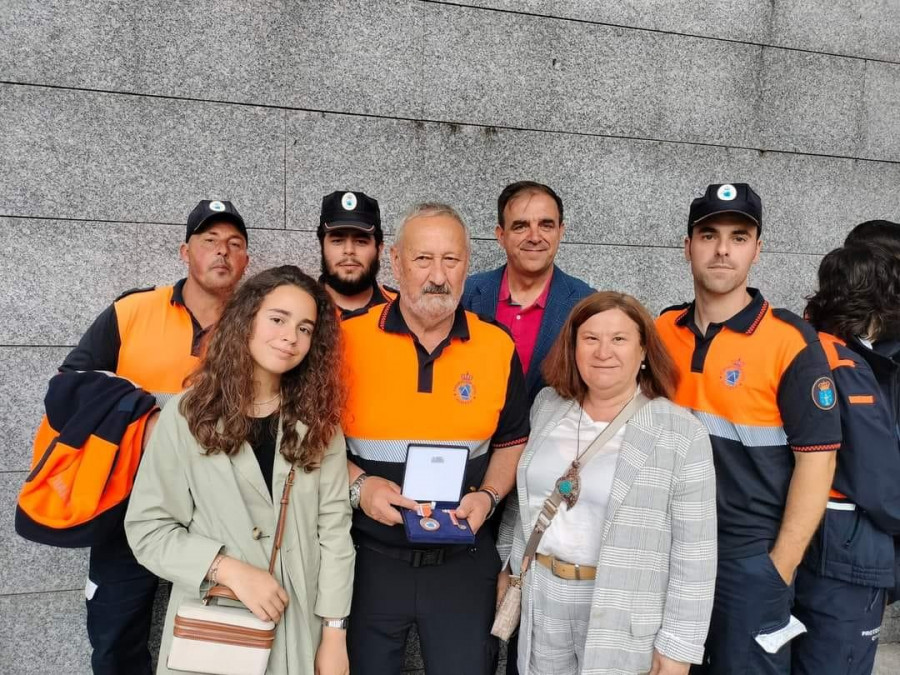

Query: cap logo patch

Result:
[341,192,357,211]
[812,377,836,410]
[209,200,226,212]
[454,372,475,403]
[717,184,737,201]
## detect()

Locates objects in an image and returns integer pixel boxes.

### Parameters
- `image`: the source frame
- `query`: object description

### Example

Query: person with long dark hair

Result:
[791,245,900,675]
[125,265,354,675]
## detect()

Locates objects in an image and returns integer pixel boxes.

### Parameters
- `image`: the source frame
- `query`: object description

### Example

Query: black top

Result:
[249,413,279,496]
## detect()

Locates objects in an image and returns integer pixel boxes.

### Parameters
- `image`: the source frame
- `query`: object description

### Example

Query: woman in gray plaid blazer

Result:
[498,292,717,675]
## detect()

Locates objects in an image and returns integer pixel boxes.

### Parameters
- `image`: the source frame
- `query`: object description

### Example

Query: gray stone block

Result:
[286,112,900,258]
[0,218,323,347]
[453,1,900,64]
[0,84,284,226]
[0,217,188,346]
[760,48,865,158]
[0,584,170,674]
[861,61,900,163]
[0,0,423,117]
[420,4,762,149]
[0,472,88,594]
[884,600,900,643]
[772,1,900,63]
[0,590,91,674]
[286,112,431,237]
[462,1,773,43]
[0,347,68,472]
[875,643,900,675]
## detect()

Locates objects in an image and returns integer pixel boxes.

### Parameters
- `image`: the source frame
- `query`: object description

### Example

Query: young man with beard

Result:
[318,190,394,319]
[60,199,251,674]
[656,184,841,675]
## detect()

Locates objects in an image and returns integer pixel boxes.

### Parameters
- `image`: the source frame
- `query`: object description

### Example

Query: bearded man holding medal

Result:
[340,202,530,675]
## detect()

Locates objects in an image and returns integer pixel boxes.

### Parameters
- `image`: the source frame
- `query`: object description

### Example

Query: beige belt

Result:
[535,553,597,581]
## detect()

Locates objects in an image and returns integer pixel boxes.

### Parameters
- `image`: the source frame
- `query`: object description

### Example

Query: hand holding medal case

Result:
[401,444,476,544]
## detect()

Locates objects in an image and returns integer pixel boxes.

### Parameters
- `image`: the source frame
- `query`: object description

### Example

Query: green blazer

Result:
[125,394,354,674]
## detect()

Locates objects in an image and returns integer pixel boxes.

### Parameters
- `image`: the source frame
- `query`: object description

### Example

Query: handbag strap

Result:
[268,466,296,575]
[518,393,648,576]
[205,465,296,603]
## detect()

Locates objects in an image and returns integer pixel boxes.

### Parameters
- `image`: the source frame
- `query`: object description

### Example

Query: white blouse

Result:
[526,403,624,566]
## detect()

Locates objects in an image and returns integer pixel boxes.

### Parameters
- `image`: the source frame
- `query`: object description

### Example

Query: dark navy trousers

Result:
[348,537,500,675]
[691,551,794,675]
[792,567,885,675]
[86,530,157,675]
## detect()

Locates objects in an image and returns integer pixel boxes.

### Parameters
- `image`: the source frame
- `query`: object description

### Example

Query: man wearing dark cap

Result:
[656,184,840,675]
[60,199,249,674]
[318,190,394,319]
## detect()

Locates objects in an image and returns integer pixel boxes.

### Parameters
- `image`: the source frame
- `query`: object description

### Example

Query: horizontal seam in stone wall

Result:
[0,214,290,231]
[0,216,829,257]
[0,345,74,350]
[0,588,84,598]
[421,0,900,67]
[3,80,900,168]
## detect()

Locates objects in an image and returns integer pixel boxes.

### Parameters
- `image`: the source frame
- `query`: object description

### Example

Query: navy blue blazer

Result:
[462,265,594,404]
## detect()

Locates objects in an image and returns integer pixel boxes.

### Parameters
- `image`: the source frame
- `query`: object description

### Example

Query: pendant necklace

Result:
[554,404,588,509]
[554,395,632,509]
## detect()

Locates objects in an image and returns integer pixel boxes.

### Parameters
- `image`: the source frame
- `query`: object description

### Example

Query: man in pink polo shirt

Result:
[463,181,593,675]
[463,181,594,405]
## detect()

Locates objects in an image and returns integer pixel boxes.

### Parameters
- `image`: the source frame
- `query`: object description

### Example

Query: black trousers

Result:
[348,536,500,675]
[691,552,794,675]
[86,530,157,675]
[792,567,885,675]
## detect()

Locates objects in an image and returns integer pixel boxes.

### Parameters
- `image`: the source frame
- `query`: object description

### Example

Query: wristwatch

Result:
[321,617,349,630]
[349,473,368,510]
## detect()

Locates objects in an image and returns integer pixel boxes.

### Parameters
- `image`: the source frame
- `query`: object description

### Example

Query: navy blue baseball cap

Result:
[186,200,247,242]
[688,183,762,234]
[318,191,382,242]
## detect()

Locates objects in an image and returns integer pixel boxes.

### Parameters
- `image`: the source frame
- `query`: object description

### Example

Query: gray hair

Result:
[394,202,470,252]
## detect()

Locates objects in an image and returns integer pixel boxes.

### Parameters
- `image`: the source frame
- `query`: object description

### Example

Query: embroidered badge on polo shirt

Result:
[812,377,836,410]
[721,359,744,388]
[454,373,475,403]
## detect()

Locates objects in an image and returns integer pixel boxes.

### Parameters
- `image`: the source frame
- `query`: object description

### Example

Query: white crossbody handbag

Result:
[167,467,295,675]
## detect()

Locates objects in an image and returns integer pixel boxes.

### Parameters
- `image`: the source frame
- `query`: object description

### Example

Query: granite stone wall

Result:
[2,2,900,672]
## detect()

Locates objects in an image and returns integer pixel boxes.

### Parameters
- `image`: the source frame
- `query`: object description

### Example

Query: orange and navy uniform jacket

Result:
[341,299,530,549]
[17,280,207,545]
[61,279,208,403]
[656,289,841,560]
[801,333,900,588]
[16,371,156,547]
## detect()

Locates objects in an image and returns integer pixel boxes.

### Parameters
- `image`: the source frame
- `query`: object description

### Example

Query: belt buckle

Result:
[411,548,444,567]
